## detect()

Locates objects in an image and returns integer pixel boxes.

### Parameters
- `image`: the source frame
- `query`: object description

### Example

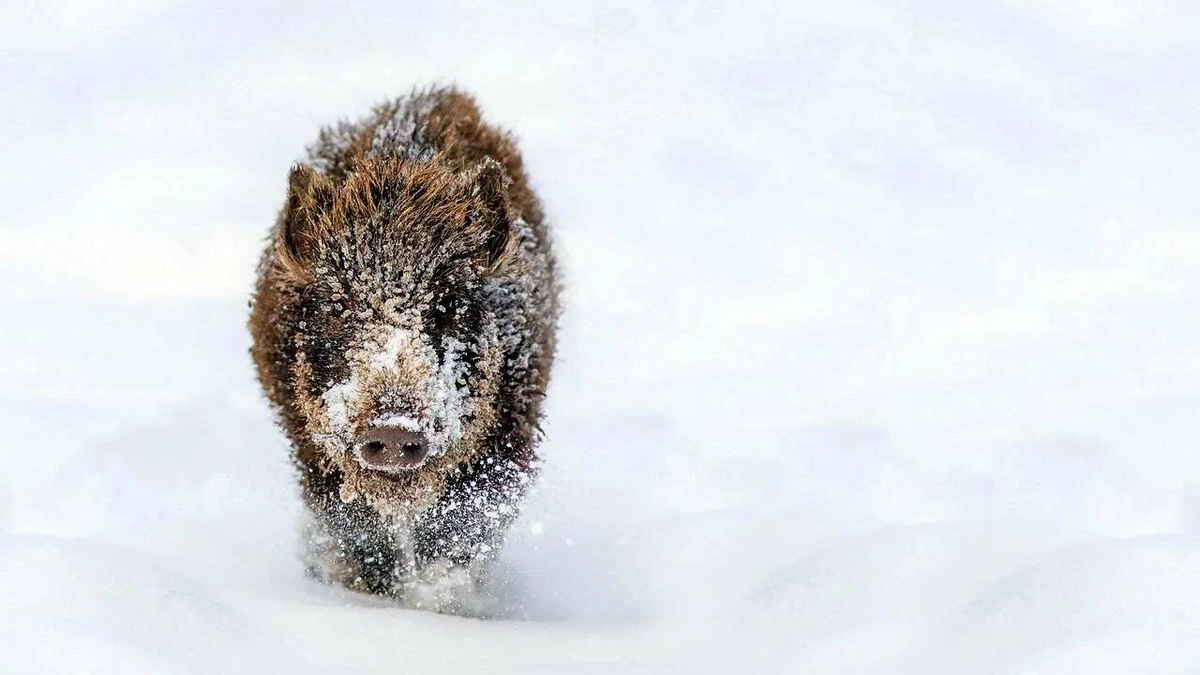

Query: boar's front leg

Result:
[412,453,534,570]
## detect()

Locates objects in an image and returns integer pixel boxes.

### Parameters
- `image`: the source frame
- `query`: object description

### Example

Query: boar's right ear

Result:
[465,158,514,275]
[275,164,334,280]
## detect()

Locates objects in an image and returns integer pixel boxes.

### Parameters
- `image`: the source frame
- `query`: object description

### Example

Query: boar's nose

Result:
[354,426,429,471]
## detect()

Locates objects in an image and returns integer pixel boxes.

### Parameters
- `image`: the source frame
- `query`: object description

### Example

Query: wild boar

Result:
[249,86,560,605]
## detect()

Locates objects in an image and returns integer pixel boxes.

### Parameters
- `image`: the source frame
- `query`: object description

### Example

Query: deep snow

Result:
[3,1,1200,673]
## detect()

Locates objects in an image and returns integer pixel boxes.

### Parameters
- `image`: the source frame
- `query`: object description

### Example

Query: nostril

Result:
[353,425,429,471]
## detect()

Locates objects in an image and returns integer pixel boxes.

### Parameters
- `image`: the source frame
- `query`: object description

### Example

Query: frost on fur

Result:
[249,86,560,606]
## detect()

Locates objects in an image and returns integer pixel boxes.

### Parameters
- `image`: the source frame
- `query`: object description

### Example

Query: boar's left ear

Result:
[275,164,334,281]
[465,158,514,273]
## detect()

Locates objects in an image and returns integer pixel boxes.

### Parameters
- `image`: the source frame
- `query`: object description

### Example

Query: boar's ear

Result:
[276,164,334,280]
[465,158,514,273]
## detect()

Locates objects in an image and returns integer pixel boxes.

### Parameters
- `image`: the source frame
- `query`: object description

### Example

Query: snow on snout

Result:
[371,414,422,433]
[318,324,475,459]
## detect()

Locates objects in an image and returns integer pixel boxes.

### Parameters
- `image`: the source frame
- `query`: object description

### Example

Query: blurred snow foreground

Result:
[3,0,1200,673]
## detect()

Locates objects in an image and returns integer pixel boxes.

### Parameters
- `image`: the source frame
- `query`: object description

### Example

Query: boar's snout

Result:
[354,426,430,472]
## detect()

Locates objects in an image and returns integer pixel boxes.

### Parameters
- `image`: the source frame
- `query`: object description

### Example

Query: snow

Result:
[320,374,361,438]
[3,1,1200,673]
[372,414,423,432]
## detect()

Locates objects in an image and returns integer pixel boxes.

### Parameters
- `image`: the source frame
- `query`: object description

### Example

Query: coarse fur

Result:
[248,86,560,606]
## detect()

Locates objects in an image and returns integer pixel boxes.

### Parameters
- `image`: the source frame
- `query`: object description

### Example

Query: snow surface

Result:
[3,1,1200,673]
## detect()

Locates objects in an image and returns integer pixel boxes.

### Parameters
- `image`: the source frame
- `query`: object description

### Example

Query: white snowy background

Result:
[2,0,1199,672]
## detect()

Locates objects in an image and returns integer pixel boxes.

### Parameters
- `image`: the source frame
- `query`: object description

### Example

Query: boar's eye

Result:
[427,295,459,340]
[304,334,350,392]
[427,293,484,361]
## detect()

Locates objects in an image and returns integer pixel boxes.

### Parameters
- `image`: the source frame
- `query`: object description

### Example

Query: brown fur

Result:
[249,86,560,603]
